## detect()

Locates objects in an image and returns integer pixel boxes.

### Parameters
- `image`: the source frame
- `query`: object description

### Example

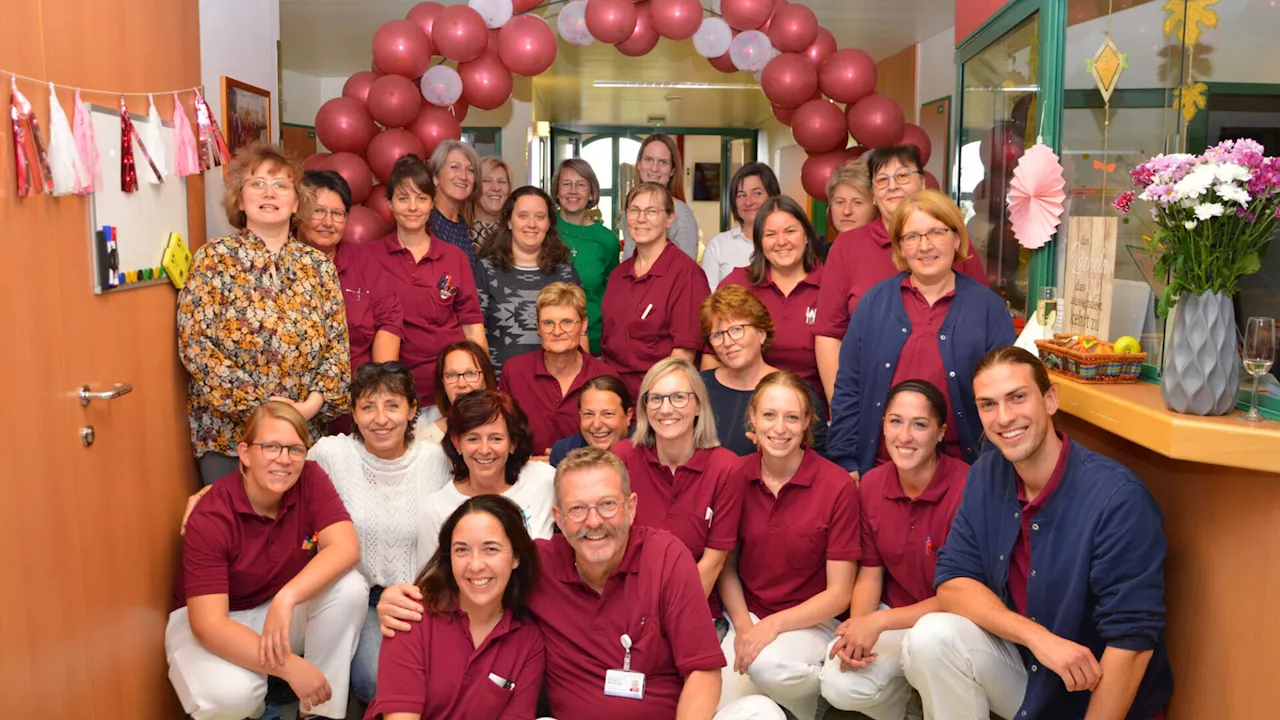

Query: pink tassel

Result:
[172,91,201,177]
[192,87,231,170]
[72,88,101,193]
[10,76,52,196]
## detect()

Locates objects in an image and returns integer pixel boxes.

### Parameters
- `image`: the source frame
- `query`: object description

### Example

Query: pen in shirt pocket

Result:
[925,535,934,554]
[488,672,514,691]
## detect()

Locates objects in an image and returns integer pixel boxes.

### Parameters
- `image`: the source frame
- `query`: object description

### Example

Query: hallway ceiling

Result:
[282,0,955,125]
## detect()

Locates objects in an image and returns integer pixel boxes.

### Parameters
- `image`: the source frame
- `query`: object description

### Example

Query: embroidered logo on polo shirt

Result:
[805,307,817,325]
[301,532,318,554]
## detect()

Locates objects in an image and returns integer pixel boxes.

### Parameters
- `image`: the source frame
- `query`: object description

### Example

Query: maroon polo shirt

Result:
[366,607,545,720]
[858,453,969,608]
[335,240,404,372]
[498,350,620,454]
[1009,433,1072,616]
[174,462,352,611]
[600,242,712,399]
[812,221,987,340]
[876,277,962,463]
[365,233,483,395]
[737,448,862,618]
[719,265,824,398]
[528,527,726,720]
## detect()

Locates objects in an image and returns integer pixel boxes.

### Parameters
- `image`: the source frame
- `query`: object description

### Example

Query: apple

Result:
[1114,335,1141,354]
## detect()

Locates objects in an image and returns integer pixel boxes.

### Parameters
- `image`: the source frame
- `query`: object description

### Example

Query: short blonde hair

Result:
[536,282,587,320]
[888,189,972,271]
[699,285,774,355]
[623,182,675,215]
[554,446,631,505]
[222,143,311,230]
[747,371,815,448]
[826,156,873,203]
[632,357,719,450]
[241,400,313,448]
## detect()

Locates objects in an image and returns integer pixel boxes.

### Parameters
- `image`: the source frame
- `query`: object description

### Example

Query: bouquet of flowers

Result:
[1114,139,1280,315]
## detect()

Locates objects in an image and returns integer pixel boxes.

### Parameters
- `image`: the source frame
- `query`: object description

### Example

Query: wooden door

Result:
[282,123,318,160]
[0,0,202,717]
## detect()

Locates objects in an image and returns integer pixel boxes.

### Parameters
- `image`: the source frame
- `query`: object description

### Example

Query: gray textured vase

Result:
[1160,290,1240,416]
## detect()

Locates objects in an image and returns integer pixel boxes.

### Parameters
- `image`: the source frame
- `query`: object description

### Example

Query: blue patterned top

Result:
[429,208,477,263]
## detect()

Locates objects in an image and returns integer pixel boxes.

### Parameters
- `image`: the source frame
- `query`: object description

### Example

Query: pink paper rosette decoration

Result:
[1007,141,1066,250]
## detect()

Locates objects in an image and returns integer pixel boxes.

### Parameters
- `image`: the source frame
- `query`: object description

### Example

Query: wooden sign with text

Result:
[1064,216,1118,338]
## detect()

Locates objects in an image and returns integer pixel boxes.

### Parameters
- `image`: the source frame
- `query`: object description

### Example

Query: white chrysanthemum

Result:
[1194,202,1225,220]
[1210,162,1250,184]
[1216,182,1250,205]
[1174,167,1215,199]
[1184,220,1199,230]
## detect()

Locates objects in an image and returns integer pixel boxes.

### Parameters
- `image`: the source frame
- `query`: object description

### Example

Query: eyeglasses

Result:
[708,324,751,346]
[900,227,954,249]
[559,180,590,192]
[375,361,407,373]
[872,168,922,190]
[249,441,307,460]
[562,498,624,523]
[310,207,347,223]
[539,318,582,333]
[443,369,483,384]
[644,391,694,410]
[626,206,666,221]
[244,178,295,193]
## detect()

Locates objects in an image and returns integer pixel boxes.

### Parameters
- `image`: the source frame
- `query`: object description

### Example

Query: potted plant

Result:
[1114,139,1279,415]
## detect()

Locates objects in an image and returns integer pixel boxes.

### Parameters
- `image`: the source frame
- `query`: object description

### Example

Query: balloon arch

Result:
[306,0,937,244]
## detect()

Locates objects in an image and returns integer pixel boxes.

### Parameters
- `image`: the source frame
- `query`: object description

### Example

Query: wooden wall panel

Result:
[875,45,919,125]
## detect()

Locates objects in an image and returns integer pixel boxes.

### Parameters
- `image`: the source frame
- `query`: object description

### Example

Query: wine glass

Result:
[1242,316,1276,423]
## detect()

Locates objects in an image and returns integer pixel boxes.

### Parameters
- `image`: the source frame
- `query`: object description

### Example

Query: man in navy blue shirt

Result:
[902,346,1172,720]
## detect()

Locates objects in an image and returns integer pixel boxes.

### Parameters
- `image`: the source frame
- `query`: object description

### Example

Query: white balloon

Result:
[729,30,773,73]
[420,65,464,107]
[469,0,514,29]
[557,0,594,47]
[692,17,732,58]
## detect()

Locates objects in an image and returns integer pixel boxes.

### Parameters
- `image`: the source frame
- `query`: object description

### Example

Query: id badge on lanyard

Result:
[603,631,645,700]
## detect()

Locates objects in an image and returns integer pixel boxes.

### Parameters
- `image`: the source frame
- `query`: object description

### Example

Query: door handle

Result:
[79,383,134,407]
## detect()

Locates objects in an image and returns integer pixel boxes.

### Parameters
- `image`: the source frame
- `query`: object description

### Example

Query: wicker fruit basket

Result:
[1035,335,1148,384]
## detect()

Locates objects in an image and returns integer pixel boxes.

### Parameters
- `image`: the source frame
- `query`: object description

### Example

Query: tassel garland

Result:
[72,89,102,193]
[143,94,168,184]
[46,82,90,196]
[192,87,231,170]
[10,76,53,196]
[172,91,201,178]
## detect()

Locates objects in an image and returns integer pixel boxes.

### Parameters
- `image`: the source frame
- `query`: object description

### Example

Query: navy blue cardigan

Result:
[827,272,1015,473]
[935,436,1174,719]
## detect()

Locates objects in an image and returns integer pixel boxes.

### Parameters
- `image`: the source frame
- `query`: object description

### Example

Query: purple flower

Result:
[1114,190,1137,213]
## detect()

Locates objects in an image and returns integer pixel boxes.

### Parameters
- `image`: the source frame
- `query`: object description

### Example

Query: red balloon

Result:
[801,149,857,202]
[767,3,817,53]
[367,129,428,184]
[898,122,933,166]
[450,100,471,123]
[499,15,558,76]
[616,1,660,56]
[315,98,377,155]
[408,104,463,156]
[981,121,1025,171]
[302,152,331,171]
[405,2,445,38]
[372,19,433,78]
[513,0,544,10]
[847,93,905,148]
[922,170,941,190]
[651,0,703,40]
[801,27,836,69]
[326,152,374,205]
[772,103,795,126]
[585,0,638,44]
[344,205,393,245]
[482,28,502,59]
[791,98,847,153]
[365,185,394,224]
[433,4,489,63]
[721,0,774,31]
[820,49,877,105]
[709,51,739,73]
[761,53,817,109]
[342,71,379,104]
[367,74,423,129]
[459,55,514,110]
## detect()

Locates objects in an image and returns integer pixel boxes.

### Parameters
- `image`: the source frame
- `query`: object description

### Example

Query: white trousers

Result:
[818,622,914,720]
[165,570,367,720]
[901,612,1028,720]
[716,612,838,720]
[537,695,785,720]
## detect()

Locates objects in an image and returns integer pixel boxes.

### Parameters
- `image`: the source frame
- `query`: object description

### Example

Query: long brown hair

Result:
[477,186,572,274]
[634,134,687,202]
[748,195,821,285]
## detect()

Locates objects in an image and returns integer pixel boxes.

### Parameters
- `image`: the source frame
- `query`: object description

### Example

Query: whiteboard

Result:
[88,104,190,294]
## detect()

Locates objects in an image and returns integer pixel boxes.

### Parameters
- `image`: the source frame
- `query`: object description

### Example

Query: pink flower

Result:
[1114,191,1137,213]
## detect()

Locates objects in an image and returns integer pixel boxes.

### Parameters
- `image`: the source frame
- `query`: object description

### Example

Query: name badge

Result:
[604,668,646,699]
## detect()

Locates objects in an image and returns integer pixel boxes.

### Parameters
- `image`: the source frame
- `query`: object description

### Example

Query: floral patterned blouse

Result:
[177,231,351,456]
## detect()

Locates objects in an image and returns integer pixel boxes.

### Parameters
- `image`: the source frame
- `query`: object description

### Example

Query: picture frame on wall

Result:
[221,77,272,155]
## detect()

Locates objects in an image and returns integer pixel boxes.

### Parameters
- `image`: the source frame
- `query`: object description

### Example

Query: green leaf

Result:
[1235,252,1262,278]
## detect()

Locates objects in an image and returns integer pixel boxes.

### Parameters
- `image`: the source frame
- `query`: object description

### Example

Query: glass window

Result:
[462,129,499,158]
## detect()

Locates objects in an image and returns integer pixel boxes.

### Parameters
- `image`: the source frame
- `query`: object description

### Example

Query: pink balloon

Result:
[481,28,502,60]
[898,122,933,166]
[922,170,940,190]
[342,71,379,104]
[315,98,377,155]
[709,50,739,73]
[302,152,331,171]
[820,49,877,105]
[585,0,638,44]
[791,98,847,153]
[499,15,558,76]
[767,3,816,53]
[450,100,471,123]
[772,103,795,126]
[344,205,394,245]
[373,19,433,78]
[802,149,857,202]
[651,0,703,40]
[406,2,445,38]
[408,104,464,156]
[365,186,394,224]
[847,93,905,148]
[367,129,428,185]
[721,0,774,31]
[433,4,489,63]
[327,152,374,205]
[616,1,660,56]
[760,53,817,109]
[801,27,837,70]
[459,55,514,110]
[367,74,424,129]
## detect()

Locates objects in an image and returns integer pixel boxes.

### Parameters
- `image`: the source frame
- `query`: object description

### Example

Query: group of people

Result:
[168,133,1173,720]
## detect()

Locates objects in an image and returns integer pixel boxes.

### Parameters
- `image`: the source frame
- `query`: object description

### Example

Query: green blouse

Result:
[556,213,620,355]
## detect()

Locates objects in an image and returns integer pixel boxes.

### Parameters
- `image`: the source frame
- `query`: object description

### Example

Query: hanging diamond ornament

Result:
[1085,34,1128,104]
